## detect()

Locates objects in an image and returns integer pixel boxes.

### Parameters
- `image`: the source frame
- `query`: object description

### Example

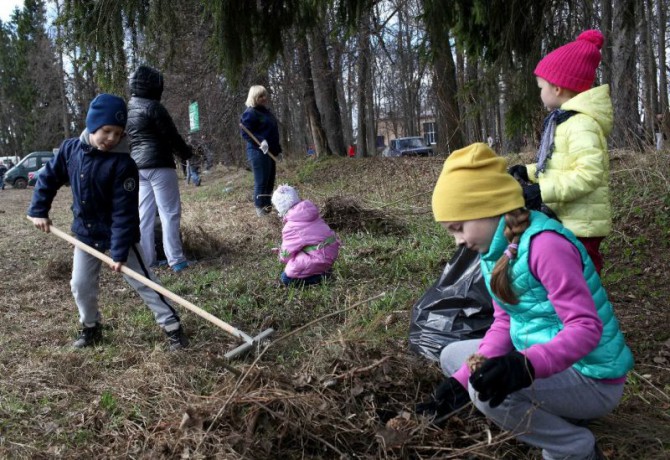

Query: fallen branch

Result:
[330,356,391,381]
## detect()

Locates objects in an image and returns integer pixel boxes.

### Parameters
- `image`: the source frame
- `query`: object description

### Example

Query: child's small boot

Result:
[165,324,189,351]
[73,323,102,348]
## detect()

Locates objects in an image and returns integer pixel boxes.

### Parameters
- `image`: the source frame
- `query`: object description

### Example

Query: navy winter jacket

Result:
[126,65,192,169]
[240,106,282,154]
[27,132,141,262]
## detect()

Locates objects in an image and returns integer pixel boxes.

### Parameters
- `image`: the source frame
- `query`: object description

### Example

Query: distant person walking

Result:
[186,134,203,186]
[0,162,6,190]
[126,65,193,272]
[240,85,281,217]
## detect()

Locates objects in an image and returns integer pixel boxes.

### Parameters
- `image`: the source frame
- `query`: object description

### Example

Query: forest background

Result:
[0,0,668,163]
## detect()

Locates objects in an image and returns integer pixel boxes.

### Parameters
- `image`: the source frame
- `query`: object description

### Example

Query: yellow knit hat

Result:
[432,143,524,222]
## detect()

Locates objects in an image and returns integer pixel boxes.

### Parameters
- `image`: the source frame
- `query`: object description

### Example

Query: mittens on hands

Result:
[522,183,542,211]
[415,377,470,419]
[508,164,529,183]
[469,351,535,408]
[259,140,269,154]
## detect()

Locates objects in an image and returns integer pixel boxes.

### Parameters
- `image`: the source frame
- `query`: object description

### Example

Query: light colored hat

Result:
[272,184,301,217]
[432,143,524,222]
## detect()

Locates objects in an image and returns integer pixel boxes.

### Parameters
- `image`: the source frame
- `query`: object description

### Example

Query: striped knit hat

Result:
[534,30,604,93]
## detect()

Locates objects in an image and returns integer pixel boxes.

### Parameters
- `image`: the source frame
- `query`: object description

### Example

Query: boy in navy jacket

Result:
[27,94,188,351]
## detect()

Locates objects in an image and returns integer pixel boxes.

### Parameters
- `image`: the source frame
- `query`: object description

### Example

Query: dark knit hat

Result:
[534,30,604,93]
[86,94,127,133]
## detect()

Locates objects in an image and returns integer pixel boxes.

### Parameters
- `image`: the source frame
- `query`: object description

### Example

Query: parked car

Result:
[0,155,20,166]
[382,137,433,157]
[4,151,54,189]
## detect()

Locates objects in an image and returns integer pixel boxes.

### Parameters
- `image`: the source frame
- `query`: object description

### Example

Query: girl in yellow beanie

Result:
[423,143,633,460]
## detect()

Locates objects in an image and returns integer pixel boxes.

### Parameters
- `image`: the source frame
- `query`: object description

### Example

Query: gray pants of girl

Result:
[441,340,625,460]
[138,167,187,268]
[71,244,180,329]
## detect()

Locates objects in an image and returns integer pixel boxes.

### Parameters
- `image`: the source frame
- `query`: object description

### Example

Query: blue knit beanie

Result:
[86,94,127,133]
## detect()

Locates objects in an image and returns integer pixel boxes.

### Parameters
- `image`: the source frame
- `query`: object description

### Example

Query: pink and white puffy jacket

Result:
[279,200,340,278]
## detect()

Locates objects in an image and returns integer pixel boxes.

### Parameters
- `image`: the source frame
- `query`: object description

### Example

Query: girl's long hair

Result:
[490,208,531,304]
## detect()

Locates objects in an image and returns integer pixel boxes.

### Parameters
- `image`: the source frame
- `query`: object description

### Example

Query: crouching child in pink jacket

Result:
[271,185,340,286]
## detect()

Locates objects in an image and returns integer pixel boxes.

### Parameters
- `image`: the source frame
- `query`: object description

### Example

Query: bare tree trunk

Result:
[356,15,371,158]
[657,0,669,116]
[640,0,658,145]
[432,30,464,154]
[54,0,71,139]
[331,39,353,147]
[600,0,612,85]
[495,87,503,151]
[365,39,376,156]
[308,26,347,156]
[297,33,329,157]
[455,44,466,140]
[466,58,482,143]
[610,0,640,149]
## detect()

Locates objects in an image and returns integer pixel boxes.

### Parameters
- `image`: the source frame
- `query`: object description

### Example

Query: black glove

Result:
[508,164,529,183]
[415,377,470,419]
[522,183,542,211]
[469,351,535,408]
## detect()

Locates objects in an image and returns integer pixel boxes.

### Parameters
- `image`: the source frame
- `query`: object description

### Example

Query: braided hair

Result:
[490,208,531,304]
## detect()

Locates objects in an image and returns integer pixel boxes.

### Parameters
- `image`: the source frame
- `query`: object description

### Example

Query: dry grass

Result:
[0,154,668,459]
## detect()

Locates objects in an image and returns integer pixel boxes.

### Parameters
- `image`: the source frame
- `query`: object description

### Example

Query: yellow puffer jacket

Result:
[526,85,613,237]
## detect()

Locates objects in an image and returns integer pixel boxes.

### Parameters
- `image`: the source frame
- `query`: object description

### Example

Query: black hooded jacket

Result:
[126,65,192,169]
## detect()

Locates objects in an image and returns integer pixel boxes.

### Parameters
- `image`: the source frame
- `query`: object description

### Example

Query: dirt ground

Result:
[0,155,669,459]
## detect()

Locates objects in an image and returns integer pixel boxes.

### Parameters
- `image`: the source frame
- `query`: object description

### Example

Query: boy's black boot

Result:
[73,323,102,348]
[165,325,189,351]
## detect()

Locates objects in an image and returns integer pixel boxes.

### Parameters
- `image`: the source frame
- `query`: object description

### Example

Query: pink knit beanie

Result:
[534,30,604,93]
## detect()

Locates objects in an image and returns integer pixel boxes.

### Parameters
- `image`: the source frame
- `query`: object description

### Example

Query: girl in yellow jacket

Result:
[509,30,612,273]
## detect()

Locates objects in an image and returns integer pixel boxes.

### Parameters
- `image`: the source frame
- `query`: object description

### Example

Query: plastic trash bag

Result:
[409,245,494,362]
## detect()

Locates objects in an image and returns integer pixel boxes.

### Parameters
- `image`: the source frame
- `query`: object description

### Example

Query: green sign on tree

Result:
[189,101,200,133]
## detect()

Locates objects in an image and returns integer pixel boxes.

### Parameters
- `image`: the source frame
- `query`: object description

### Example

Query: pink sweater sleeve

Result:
[451,231,603,387]
[521,231,603,378]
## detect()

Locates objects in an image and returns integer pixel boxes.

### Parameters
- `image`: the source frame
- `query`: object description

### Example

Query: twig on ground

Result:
[330,356,391,381]
[632,370,670,401]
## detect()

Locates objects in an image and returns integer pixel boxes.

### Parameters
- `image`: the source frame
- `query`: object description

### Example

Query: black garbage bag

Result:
[409,245,494,362]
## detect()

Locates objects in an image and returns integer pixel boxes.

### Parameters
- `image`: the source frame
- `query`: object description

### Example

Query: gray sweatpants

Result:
[70,244,180,328]
[440,339,625,460]
[138,167,187,268]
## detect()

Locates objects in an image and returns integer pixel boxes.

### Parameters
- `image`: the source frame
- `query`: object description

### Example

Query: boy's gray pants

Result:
[440,340,625,460]
[71,244,180,329]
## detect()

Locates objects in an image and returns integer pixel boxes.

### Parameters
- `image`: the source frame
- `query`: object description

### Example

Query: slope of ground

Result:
[0,152,668,459]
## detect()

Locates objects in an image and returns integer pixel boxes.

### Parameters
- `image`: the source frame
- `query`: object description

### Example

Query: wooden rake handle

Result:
[41,221,254,344]
[239,123,279,162]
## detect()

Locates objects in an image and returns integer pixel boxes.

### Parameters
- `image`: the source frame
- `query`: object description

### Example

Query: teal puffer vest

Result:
[480,212,633,379]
